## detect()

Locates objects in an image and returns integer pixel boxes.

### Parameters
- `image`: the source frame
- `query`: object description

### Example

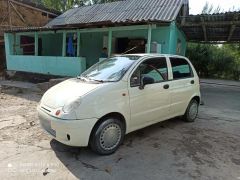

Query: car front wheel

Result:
[89,117,125,155]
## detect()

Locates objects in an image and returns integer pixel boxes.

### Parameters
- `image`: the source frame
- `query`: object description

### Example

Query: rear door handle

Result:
[191,80,195,84]
[163,84,169,89]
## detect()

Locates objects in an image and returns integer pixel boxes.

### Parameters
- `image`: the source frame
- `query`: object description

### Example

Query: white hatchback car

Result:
[38,54,200,155]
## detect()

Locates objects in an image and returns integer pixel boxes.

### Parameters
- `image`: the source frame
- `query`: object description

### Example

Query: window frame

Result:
[169,57,194,80]
[130,57,169,88]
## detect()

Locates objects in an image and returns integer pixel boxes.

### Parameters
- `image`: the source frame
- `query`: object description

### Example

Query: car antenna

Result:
[121,46,138,55]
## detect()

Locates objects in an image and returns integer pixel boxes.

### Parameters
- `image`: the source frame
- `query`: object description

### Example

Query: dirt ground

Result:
[0,82,239,180]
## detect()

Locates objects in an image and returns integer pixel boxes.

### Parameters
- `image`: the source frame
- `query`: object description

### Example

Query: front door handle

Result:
[191,80,195,84]
[163,84,169,89]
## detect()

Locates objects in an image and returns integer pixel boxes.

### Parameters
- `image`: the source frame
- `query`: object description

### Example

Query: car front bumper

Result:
[37,106,98,147]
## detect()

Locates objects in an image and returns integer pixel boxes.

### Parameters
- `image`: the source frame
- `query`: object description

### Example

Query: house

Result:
[4,0,189,77]
[0,0,60,73]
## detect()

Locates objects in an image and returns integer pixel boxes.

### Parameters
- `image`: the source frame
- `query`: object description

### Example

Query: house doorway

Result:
[115,38,146,54]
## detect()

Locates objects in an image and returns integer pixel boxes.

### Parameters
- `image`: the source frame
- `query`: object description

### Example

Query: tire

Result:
[89,117,125,155]
[183,99,199,122]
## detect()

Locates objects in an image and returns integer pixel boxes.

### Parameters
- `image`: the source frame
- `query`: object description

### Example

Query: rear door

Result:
[168,57,195,116]
[128,57,171,131]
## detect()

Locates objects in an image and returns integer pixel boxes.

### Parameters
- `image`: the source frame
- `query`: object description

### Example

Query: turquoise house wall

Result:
[151,26,170,53]
[15,34,24,55]
[40,33,63,56]
[6,55,86,76]
[168,21,187,55]
[4,33,14,55]
[5,33,86,76]
[80,32,104,68]
[80,28,172,68]
[4,24,187,77]
[176,26,187,55]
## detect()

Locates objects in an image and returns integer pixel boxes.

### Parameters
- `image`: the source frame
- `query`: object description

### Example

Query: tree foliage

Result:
[202,2,222,14]
[186,44,240,80]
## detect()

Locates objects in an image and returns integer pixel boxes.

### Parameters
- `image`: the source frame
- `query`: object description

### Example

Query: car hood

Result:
[41,78,104,109]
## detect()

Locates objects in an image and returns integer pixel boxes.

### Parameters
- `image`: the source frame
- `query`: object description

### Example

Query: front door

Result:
[128,57,171,131]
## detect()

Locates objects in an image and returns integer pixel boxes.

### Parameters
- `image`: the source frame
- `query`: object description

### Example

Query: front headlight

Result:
[62,97,81,113]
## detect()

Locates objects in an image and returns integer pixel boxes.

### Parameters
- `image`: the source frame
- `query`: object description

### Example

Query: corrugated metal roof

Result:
[179,11,240,42]
[46,0,187,27]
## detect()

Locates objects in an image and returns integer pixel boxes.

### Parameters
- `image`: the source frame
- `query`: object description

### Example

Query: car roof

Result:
[119,53,187,59]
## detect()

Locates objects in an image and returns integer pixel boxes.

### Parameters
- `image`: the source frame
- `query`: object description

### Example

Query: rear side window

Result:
[170,58,193,79]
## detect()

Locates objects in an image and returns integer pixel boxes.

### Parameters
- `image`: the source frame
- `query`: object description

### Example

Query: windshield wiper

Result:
[78,76,114,83]
[88,78,114,83]
[77,76,89,82]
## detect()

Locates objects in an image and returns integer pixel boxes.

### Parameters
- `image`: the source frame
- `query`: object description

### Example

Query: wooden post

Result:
[147,24,152,53]
[181,4,188,26]
[228,25,236,41]
[77,31,80,57]
[4,33,11,55]
[169,21,177,54]
[200,17,207,41]
[13,33,16,55]
[8,0,12,30]
[34,32,38,56]
[108,29,112,57]
[62,31,66,57]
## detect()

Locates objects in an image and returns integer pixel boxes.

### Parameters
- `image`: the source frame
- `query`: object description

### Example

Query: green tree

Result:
[186,43,240,80]
[42,0,119,12]
[42,0,88,12]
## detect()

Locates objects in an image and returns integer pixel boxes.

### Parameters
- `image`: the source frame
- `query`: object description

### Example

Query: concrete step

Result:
[37,78,67,92]
[0,80,41,92]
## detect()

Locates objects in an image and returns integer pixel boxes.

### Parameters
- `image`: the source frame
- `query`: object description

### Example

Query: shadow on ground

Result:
[50,118,189,179]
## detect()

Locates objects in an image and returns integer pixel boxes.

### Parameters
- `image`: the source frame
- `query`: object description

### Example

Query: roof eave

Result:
[5,20,172,33]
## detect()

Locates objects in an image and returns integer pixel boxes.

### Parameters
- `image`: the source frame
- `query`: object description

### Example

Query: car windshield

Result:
[80,56,140,82]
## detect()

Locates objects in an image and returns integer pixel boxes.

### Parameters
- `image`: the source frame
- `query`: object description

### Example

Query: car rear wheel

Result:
[89,117,125,155]
[183,99,199,122]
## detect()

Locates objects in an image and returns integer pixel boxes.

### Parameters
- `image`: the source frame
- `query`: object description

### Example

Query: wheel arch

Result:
[191,95,201,105]
[88,112,127,144]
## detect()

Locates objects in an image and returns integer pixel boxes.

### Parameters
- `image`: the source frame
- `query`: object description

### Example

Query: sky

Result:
[189,0,240,14]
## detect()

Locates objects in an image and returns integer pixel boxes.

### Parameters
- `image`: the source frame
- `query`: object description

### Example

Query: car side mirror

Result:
[139,75,154,90]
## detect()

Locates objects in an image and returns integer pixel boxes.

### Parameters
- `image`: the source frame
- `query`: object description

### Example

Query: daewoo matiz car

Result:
[38,54,200,155]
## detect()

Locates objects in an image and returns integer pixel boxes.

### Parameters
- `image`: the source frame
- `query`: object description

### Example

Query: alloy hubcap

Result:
[189,102,198,120]
[100,123,121,150]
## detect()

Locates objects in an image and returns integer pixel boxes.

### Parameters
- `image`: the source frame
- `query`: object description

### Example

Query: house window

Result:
[13,35,42,56]
[20,36,35,55]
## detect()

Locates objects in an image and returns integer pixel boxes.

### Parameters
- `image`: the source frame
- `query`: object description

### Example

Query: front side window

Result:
[130,58,168,87]
[170,58,193,79]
